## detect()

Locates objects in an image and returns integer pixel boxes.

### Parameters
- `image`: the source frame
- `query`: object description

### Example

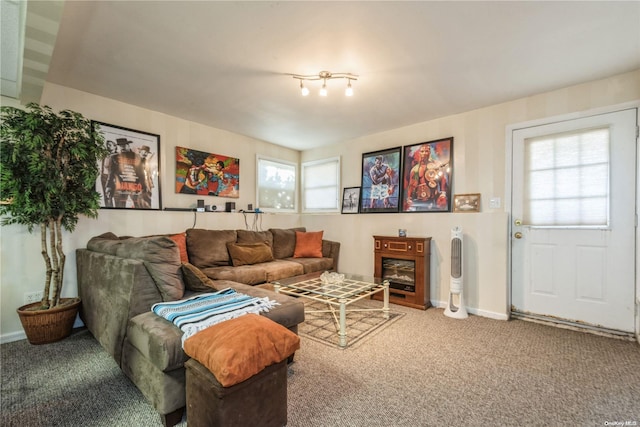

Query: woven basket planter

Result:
[17,297,81,345]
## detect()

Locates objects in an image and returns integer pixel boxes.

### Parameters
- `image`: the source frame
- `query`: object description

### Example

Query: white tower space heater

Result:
[444,226,468,319]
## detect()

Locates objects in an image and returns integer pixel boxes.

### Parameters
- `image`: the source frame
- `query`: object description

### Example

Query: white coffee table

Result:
[273,271,390,348]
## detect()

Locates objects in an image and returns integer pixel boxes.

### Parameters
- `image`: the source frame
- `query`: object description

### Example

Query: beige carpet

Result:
[2,301,639,426]
[298,299,405,349]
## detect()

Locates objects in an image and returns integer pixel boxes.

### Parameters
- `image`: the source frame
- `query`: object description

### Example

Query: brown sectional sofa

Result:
[185,228,339,284]
[76,227,339,426]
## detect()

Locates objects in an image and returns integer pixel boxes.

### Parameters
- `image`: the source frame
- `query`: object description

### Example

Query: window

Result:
[523,127,609,226]
[256,156,297,212]
[301,157,340,212]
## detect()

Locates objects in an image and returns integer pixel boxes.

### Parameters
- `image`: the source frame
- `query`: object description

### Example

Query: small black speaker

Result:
[197,199,205,212]
[225,202,235,212]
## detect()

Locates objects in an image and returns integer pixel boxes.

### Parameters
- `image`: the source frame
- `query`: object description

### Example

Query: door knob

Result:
[514,219,522,226]
[514,232,523,239]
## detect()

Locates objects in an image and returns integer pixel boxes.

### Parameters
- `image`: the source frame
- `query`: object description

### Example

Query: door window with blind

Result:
[523,127,610,227]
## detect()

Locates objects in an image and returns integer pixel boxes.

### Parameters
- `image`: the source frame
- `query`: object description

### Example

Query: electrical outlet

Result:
[24,291,44,305]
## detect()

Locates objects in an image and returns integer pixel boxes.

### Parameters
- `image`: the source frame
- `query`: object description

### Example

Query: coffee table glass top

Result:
[273,271,385,300]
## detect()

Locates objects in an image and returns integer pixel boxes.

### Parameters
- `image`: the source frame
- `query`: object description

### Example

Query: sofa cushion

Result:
[201,265,268,286]
[294,231,323,258]
[285,257,334,274]
[169,233,189,263]
[117,236,185,301]
[262,260,304,282]
[226,242,274,267]
[269,227,305,259]
[182,263,217,292]
[127,311,188,372]
[236,229,274,247]
[88,235,184,302]
[183,313,300,387]
[86,232,123,255]
[186,229,237,268]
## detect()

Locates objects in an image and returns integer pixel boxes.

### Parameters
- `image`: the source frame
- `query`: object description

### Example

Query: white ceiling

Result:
[37,1,640,150]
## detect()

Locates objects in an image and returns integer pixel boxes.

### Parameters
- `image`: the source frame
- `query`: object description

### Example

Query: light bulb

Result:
[300,81,309,96]
[320,80,328,96]
[345,81,353,96]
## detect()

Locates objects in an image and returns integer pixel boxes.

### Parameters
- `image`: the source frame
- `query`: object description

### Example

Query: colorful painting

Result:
[175,146,239,198]
[401,137,453,212]
[360,147,402,213]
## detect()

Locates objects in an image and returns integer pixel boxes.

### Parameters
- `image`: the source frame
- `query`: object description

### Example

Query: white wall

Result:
[301,69,640,319]
[0,84,301,342]
[2,70,639,342]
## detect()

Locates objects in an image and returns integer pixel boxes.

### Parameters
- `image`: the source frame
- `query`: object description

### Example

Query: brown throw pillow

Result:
[186,229,237,268]
[183,314,300,387]
[226,242,274,267]
[293,230,323,258]
[269,227,305,259]
[181,263,217,292]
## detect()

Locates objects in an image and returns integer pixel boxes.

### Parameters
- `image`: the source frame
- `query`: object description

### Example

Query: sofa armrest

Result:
[77,248,163,366]
[321,239,340,271]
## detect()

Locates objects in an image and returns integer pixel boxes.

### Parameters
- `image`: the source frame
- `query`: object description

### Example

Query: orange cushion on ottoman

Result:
[183,313,300,387]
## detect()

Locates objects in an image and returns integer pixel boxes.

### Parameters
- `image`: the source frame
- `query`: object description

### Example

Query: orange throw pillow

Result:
[169,233,189,263]
[293,230,323,258]
[183,314,300,387]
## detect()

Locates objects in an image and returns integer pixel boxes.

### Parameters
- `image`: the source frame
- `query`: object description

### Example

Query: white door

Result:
[511,108,637,333]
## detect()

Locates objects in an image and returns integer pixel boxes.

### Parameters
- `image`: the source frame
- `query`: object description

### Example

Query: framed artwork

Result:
[401,137,453,212]
[341,187,361,214]
[360,147,402,213]
[454,193,481,212]
[175,146,239,198]
[93,121,162,210]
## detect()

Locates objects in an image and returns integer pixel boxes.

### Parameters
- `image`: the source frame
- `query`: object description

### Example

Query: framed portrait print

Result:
[401,137,453,212]
[454,193,481,212]
[341,187,360,214]
[175,146,240,198]
[360,147,402,213]
[93,122,162,210]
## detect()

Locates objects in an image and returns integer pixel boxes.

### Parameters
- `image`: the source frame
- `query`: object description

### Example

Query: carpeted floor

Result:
[2,302,639,426]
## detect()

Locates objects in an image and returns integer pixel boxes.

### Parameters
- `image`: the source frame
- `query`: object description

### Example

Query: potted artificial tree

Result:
[0,103,107,344]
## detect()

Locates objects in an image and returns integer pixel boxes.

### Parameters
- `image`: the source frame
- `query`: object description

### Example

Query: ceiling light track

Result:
[292,71,358,97]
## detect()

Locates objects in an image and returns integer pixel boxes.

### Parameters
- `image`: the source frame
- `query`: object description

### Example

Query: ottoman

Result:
[186,358,287,427]
[182,313,300,427]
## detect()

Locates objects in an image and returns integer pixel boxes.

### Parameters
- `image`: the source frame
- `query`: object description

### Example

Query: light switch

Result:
[489,197,501,209]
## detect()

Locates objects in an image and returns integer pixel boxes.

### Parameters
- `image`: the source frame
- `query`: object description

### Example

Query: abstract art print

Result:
[401,137,453,212]
[360,147,402,213]
[175,146,239,198]
[93,122,161,210]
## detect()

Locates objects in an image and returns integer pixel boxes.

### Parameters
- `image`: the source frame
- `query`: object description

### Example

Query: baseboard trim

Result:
[431,300,509,321]
[1,317,85,345]
[511,311,636,341]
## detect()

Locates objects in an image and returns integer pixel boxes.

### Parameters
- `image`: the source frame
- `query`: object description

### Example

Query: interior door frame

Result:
[504,101,640,342]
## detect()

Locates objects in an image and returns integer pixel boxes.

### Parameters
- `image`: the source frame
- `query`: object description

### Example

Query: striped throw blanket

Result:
[152,288,279,346]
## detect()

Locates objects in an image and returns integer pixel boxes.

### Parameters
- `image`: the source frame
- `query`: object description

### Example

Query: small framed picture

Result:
[453,193,481,212]
[341,187,361,214]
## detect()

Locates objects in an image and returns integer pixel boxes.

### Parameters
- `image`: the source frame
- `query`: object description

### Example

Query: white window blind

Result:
[256,156,296,212]
[302,157,340,212]
[523,127,609,226]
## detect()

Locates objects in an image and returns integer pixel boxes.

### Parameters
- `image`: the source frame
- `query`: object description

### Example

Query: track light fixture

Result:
[292,71,358,97]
